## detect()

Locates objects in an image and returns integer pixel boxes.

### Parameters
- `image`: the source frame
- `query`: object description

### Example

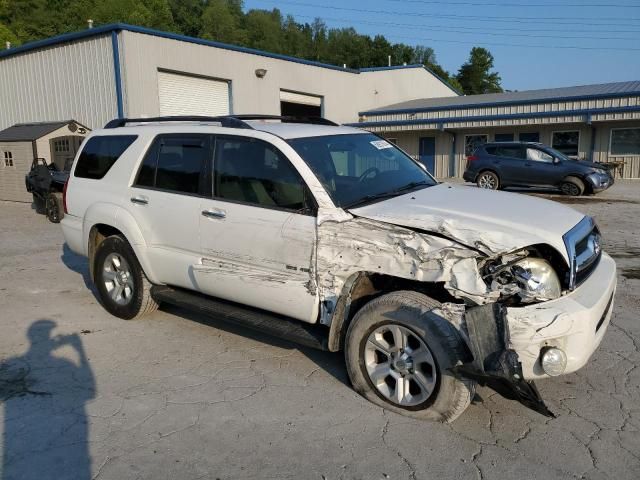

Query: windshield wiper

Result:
[345,181,432,209]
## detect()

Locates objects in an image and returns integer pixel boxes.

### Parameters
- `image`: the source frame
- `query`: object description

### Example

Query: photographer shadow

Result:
[1,320,95,480]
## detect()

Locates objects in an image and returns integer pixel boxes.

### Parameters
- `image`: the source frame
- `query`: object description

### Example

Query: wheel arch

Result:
[327,272,458,352]
[84,203,159,284]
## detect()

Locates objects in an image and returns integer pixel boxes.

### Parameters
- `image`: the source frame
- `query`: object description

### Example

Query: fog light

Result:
[540,347,567,377]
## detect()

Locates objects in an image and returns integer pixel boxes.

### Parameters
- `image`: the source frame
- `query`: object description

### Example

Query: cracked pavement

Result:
[1,181,639,479]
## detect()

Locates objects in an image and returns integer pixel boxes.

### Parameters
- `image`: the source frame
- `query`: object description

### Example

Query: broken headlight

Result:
[486,255,562,304]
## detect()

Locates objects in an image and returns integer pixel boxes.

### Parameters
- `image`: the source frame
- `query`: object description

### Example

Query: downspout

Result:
[111,30,124,119]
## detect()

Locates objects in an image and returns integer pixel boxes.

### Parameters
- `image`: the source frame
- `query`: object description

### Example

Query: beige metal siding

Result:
[0,35,118,130]
[593,121,640,178]
[0,141,33,202]
[119,30,456,124]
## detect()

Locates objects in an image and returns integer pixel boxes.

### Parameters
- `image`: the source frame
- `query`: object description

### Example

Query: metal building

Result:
[352,82,640,179]
[0,23,458,133]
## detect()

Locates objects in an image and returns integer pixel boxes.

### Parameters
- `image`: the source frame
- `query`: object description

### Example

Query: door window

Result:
[486,146,524,159]
[135,134,209,195]
[214,136,311,213]
[526,148,554,163]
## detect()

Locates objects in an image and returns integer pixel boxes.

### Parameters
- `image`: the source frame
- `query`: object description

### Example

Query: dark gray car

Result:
[463,142,613,195]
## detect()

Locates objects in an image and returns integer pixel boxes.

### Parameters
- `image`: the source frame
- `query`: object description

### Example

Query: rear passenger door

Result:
[128,134,212,289]
[487,145,526,185]
[196,135,319,323]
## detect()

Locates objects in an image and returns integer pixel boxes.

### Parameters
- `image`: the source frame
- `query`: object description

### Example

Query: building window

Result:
[552,131,580,158]
[54,139,70,153]
[610,128,640,156]
[519,132,540,143]
[3,151,13,167]
[465,134,488,156]
[494,133,514,142]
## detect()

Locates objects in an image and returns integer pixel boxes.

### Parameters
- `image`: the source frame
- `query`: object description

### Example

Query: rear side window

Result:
[74,135,137,179]
[135,134,210,195]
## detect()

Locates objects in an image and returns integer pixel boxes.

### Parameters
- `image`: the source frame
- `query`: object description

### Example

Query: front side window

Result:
[610,128,640,156]
[214,136,310,212]
[527,148,554,163]
[75,135,137,179]
[136,135,209,195]
[288,133,436,208]
[465,135,488,156]
[552,131,580,157]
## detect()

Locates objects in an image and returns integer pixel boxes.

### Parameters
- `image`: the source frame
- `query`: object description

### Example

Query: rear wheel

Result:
[477,171,499,190]
[94,235,159,320]
[45,192,63,223]
[345,291,475,422]
[560,176,585,196]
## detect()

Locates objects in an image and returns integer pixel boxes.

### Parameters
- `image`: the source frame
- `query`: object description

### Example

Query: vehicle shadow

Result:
[0,319,95,480]
[60,243,96,295]
[161,303,350,387]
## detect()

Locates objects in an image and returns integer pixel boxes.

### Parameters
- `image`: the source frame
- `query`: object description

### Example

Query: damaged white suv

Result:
[61,115,616,422]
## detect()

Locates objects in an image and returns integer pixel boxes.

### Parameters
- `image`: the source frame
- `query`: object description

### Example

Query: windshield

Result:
[542,146,571,161]
[288,133,436,208]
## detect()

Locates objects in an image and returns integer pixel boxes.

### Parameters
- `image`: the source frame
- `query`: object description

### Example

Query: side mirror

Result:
[553,157,561,164]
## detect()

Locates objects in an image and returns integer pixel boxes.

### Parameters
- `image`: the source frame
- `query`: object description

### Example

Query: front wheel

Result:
[344,291,475,422]
[477,171,500,190]
[94,235,159,320]
[560,176,585,196]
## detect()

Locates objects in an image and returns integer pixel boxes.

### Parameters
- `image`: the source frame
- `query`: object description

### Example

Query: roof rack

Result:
[104,115,339,129]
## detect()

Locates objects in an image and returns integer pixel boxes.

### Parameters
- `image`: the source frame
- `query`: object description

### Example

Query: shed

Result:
[0,120,89,202]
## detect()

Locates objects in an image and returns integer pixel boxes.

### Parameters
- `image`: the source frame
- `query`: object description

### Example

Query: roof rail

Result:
[104,115,339,129]
[103,116,252,129]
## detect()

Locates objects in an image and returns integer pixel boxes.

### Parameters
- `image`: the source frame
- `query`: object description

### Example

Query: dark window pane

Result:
[610,128,640,156]
[155,137,206,194]
[495,146,524,159]
[519,132,540,143]
[215,137,307,211]
[552,131,580,157]
[465,135,488,156]
[136,139,160,187]
[485,146,497,155]
[74,135,137,179]
[494,133,514,142]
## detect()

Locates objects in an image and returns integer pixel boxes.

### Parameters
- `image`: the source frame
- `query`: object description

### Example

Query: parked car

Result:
[463,141,614,195]
[25,158,70,223]
[61,116,615,422]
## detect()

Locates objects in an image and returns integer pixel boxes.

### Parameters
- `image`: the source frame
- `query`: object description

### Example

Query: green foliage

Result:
[0,0,502,95]
[455,47,503,94]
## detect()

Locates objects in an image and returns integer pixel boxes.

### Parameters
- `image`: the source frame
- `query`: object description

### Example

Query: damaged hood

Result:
[349,183,584,261]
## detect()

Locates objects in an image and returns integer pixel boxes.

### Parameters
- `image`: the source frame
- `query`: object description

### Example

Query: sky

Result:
[243,0,640,92]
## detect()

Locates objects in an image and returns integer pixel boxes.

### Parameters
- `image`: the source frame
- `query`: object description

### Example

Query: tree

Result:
[455,47,502,95]
[92,0,176,31]
[201,0,247,45]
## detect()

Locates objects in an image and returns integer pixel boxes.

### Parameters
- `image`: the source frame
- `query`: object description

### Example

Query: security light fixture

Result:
[255,68,267,78]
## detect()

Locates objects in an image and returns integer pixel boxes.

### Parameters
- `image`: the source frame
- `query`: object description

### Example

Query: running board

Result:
[151,286,329,350]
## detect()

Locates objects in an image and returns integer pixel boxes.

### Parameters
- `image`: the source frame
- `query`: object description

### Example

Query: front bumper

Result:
[585,172,614,193]
[506,252,616,380]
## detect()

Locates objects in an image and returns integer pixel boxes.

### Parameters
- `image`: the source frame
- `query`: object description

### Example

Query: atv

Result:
[25,158,69,223]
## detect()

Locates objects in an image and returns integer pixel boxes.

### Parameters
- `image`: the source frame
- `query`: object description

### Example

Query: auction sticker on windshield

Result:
[370,140,393,150]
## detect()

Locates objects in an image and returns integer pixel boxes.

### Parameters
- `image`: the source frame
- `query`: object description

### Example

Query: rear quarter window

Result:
[74,135,137,179]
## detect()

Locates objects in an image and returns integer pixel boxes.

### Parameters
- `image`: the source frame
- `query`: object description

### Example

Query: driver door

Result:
[525,147,559,186]
[195,135,319,323]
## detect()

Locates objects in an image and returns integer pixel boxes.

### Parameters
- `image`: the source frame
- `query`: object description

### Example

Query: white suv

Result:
[61,115,616,422]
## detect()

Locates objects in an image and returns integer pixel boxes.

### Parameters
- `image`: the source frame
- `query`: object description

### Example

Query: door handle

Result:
[201,209,226,219]
[130,196,148,205]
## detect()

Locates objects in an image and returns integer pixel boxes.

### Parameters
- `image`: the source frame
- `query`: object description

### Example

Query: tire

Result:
[476,170,500,190]
[560,176,585,196]
[345,291,476,422]
[93,235,159,320]
[45,192,63,223]
[32,193,46,214]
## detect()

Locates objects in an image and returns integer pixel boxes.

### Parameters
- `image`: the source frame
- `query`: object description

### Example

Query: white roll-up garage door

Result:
[279,90,322,107]
[158,71,230,116]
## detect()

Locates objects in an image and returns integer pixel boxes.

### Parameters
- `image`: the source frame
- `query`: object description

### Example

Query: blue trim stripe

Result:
[360,90,640,116]
[346,105,640,128]
[111,31,124,119]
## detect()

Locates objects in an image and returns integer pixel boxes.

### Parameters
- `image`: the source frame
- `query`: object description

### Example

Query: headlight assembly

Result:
[485,253,562,304]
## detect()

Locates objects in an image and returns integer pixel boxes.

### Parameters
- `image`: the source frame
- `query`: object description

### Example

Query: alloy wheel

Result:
[364,324,438,407]
[102,253,134,305]
[478,173,497,189]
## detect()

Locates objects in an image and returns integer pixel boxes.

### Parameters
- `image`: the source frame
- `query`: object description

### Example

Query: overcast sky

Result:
[245,0,640,91]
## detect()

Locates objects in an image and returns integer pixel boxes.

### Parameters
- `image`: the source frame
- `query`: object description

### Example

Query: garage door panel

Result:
[158,71,230,116]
